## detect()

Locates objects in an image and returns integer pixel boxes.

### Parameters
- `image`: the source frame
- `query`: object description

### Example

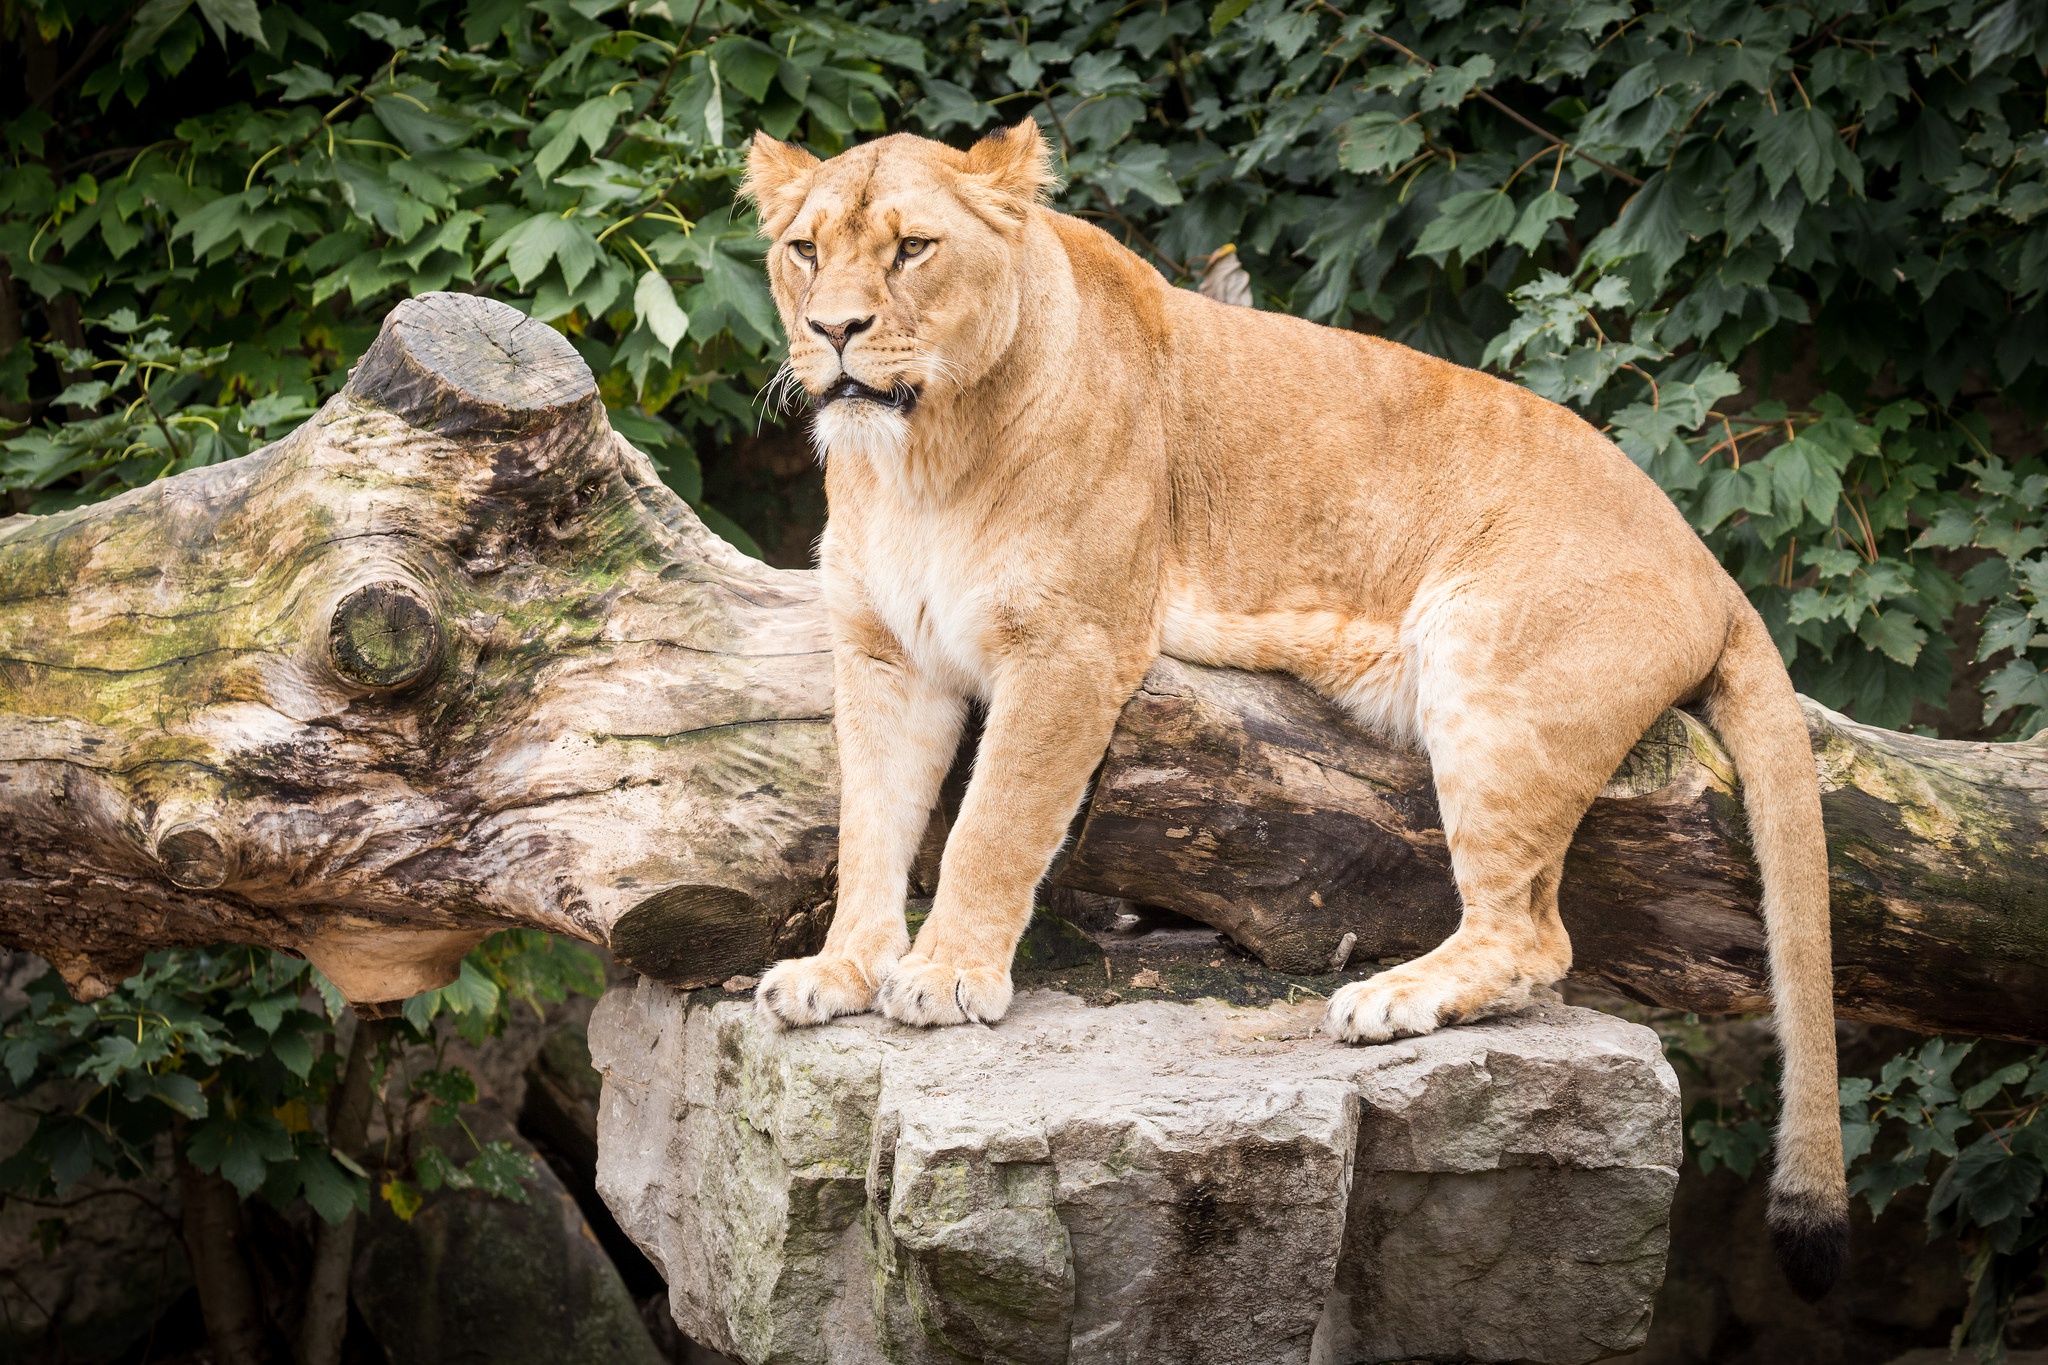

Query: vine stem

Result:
[1364,30,1645,187]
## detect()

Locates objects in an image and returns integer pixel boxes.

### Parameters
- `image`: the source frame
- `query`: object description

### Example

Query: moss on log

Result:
[2,291,2044,1041]
[0,293,839,1003]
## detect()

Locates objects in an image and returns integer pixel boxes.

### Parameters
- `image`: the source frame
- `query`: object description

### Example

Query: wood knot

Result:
[329,582,442,691]
[158,825,231,890]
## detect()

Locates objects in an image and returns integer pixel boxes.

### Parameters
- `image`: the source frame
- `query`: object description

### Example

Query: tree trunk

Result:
[2,292,2044,1041]
[295,1018,383,1365]
[178,1132,283,1365]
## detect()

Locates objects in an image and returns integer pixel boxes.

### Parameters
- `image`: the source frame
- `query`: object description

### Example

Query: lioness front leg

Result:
[879,651,1137,1027]
[756,621,965,1028]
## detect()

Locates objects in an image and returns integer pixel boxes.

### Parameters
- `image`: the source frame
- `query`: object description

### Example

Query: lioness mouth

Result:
[820,375,919,414]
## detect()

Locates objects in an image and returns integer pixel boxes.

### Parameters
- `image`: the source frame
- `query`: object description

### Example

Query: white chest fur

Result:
[830,505,1017,697]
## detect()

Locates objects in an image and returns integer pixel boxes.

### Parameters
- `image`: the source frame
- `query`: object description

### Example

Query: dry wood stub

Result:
[2,289,2045,1042]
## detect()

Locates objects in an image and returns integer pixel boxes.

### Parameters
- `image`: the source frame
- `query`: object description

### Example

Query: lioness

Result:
[743,121,1846,1298]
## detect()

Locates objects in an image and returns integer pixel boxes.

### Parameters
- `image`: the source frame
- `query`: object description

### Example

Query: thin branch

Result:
[1365,31,1644,188]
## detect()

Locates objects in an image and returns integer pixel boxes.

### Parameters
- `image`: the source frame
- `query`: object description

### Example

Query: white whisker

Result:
[753,358,810,433]
[914,351,968,394]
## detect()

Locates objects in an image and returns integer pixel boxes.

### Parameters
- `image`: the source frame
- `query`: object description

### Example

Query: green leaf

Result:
[1857,608,1927,666]
[1336,112,1423,176]
[1913,507,1979,551]
[122,0,195,69]
[186,1115,294,1197]
[1587,173,1688,286]
[297,1149,368,1225]
[270,1026,315,1080]
[1960,1062,2032,1111]
[373,99,473,157]
[1210,0,1254,35]
[633,271,689,353]
[440,959,499,1016]
[246,993,286,1034]
[486,215,600,291]
[709,36,781,102]
[416,1144,471,1193]
[535,93,633,181]
[1415,190,1516,258]
[194,0,266,47]
[412,1065,479,1108]
[1984,657,2048,727]
[1420,54,1494,111]
[272,63,339,100]
[348,12,426,49]
[130,1071,208,1118]
[1754,106,1848,204]
[914,78,992,136]
[703,59,724,146]
[1978,604,2037,661]
[464,1140,535,1203]
[1506,189,1575,252]
[1093,143,1182,207]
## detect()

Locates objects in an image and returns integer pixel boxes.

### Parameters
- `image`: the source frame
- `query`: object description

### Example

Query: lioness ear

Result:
[741,131,821,239]
[956,118,1058,222]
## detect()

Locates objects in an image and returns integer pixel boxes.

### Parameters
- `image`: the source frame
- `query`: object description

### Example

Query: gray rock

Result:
[590,984,1680,1365]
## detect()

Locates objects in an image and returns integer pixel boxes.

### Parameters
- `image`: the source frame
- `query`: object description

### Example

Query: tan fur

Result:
[740,122,1846,1255]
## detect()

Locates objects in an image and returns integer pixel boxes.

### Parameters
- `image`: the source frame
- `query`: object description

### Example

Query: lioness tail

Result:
[1705,601,1848,1301]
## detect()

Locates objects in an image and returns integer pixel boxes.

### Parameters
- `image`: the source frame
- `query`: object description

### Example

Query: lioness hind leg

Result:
[1324,856,1571,1042]
[1325,692,1594,1042]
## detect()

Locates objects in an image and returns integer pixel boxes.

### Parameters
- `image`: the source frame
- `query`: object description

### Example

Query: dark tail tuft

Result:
[1768,1188,1850,1301]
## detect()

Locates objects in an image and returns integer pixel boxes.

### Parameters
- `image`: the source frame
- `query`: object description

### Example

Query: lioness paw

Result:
[878,955,1012,1027]
[1322,971,1459,1044]
[754,954,883,1029]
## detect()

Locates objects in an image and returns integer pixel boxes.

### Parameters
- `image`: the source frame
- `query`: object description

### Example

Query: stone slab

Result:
[589,983,1679,1365]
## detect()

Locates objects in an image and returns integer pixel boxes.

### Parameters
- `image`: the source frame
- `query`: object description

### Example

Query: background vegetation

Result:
[3,0,2047,1358]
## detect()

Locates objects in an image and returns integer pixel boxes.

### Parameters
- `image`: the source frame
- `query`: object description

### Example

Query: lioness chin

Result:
[741,120,1847,1299]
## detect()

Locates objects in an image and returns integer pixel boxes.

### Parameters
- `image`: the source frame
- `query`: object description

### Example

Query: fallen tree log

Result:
[1060,661,2048,1041]
[2,292,2044,1040]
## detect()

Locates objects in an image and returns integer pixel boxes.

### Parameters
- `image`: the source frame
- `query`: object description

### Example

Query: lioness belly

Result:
[1160,586,1420,746]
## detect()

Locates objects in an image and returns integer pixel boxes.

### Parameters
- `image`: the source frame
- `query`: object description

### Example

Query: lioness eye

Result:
[791,240,816,260]
[897,238,929,262]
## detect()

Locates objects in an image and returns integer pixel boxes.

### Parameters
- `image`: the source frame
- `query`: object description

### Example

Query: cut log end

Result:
[342,291,598,438]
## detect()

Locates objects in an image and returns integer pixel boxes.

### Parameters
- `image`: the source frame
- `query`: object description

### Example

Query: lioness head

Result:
[743,121,1056,466]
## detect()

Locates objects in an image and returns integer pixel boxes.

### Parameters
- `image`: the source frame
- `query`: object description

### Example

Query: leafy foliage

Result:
[0,932,602,1233]
[1692,1037,2048,1359]
[5,0,2045,732]
[1843,1042,2048,1361]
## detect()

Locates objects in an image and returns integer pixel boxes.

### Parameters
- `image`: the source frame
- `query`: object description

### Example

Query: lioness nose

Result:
[808,315,874,354]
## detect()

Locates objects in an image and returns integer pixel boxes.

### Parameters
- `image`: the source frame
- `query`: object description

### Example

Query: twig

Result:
[1365,31,1644,187]
[1033,90,1187,279]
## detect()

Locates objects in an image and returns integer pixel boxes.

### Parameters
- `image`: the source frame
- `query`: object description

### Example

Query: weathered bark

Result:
[0,292,838,1004]
[2,291,2045,1041]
